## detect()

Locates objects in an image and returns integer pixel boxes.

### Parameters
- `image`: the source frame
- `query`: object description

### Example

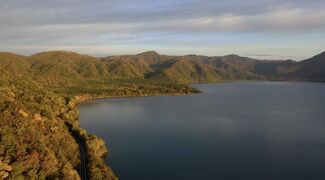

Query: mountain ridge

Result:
[1,50,325,83]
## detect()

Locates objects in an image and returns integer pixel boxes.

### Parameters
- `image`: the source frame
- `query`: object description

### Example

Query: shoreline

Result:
[75,79,322,105]
[72,79,325,179]
[75,92,198,106]
[71,90,200,179]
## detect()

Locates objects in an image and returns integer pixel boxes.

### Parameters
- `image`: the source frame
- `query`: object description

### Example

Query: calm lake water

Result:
[79,82,325,180]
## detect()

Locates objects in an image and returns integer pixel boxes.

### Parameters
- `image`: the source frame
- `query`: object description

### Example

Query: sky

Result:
[1,0,325,60]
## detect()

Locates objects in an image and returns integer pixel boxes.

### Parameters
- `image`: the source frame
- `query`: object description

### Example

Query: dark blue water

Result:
[79,82,325,180]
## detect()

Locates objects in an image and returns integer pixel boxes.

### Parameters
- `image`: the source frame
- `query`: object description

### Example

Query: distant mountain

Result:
[0,50,324,83]
[280,51,325,81]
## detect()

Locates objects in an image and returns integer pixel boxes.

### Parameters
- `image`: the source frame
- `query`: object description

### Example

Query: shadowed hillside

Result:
[281,52,325,81]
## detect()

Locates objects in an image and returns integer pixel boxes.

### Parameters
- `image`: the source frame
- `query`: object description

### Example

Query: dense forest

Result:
[0,50,324,179]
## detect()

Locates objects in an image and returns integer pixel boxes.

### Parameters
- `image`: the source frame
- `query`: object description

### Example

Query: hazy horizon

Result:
[1,0,325,60]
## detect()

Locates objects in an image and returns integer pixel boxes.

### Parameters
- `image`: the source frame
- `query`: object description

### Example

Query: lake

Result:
[79,81,325,180]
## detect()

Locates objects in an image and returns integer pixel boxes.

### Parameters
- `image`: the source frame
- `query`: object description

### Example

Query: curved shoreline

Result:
[71,90,200,179]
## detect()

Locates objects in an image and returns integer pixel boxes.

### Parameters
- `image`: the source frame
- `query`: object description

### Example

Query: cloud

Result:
[0,0,325,58]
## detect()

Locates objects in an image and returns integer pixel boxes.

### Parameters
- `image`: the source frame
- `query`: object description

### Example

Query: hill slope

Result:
[0,50,324,179]
[282,51,325,81]
[0,51,198,179]
[2,50,324,84]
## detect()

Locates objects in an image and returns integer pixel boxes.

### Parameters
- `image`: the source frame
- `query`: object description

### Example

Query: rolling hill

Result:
[1,50,323,84]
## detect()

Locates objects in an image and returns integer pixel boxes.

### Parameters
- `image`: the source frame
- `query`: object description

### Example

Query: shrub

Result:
[40,109,54,119]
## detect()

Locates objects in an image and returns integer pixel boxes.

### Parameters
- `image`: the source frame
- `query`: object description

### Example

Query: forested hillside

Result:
[0,50,324,179]
[1,50,324,85]
[0,51,196,179]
